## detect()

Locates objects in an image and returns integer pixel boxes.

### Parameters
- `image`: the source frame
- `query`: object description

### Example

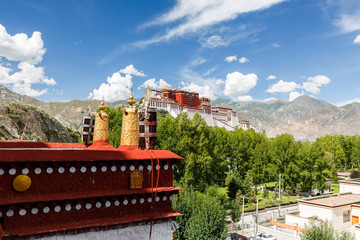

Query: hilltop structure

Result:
[0,97,181,240]
[143,87,249,131]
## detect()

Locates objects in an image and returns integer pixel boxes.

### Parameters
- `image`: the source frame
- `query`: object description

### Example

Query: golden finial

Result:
[127,94,136,106]
[99,101,106,110]
[120,94,139,147]
[93,100,109,142]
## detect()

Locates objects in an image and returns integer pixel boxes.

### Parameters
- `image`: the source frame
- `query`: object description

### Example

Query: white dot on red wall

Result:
[31,208,38,214]
[101,166,107,172]
[131,199,136,204]
[163,196,167,201]
[114,200,120,206]
[170,196,173,201]
[123,199,128,205]
[46,167,53,174]
[0,168,4,175]
[75,204,82,210]
[156,197,160,202]
[19,209,26,216]
[139,165,144,171]
[105,201,111,207]
[85,203,92,209]
[69,167,76,173]
[164,165,169,170]
[6,210,14,217]
[43,207,50,214]
[121,166,126,172]
[130,165,135,171]
[140,198,145,204]
[22,168,29,175]
[65,204,72,211]
[156,165,160,170]
[91,166,97,172]
[148,197,152,203]
[35,168,41,174]
[80,166,87,173]
[58,167,65,174]
[111,166,117,172]
[96,202,101,208]
[54,206,61,212]
[147,165,152,171]
[9,168,16,175]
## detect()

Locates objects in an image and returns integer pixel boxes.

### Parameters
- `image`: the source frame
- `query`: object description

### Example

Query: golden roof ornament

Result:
[120,94,139,147]
[93,101,109,142]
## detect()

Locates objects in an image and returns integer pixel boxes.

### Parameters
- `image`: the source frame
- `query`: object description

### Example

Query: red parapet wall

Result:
[0,144,182,238]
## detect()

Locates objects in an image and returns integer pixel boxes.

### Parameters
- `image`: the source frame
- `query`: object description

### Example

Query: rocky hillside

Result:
[0,103,80,142]
[0,85,133,131]
[2,84,360,140]
[213,95,360,140]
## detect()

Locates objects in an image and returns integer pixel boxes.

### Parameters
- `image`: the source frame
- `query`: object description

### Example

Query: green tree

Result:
[184,195,227,240]
[173,188,227,240]
[269,134,299,190]
[300,219,354,240]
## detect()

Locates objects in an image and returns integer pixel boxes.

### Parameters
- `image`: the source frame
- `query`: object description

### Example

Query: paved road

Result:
[237,225,299,240]
[229,204,301,240]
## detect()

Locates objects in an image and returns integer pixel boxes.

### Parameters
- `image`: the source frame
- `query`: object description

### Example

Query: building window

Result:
[343,210,350,223]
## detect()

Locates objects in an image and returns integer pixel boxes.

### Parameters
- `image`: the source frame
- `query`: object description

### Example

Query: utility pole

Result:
[278,173,281,218]
[254,199,259,238]
[242,196,245,235]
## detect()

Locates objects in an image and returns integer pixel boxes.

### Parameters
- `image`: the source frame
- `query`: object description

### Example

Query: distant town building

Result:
[143,87,251,131]
[284,178,360,239]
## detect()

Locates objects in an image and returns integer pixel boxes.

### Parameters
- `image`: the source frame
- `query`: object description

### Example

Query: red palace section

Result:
[0,141,182,239]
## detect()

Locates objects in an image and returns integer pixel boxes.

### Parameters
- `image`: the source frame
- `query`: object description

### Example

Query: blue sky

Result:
[0,0,359,106]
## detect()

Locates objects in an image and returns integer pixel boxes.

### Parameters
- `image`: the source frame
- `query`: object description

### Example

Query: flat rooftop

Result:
[299,193,360,207]
[339,178,360,184]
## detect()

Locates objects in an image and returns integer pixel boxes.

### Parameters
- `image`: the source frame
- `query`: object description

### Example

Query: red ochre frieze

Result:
[0,142,182,238]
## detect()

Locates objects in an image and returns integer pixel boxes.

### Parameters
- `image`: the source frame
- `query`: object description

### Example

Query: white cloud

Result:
[272,43,280,47]
[215,79,225,85]
[0,24,46,64]
[88,72,133,102]
[0,62,56,97]
[354,35,360,44]
[302,75,331,94]
[190,57,207,66]
[203,67,217,77]
[134,0,286,48]
[266,75,277,80]
[334,12,360,33]
[289,91,303,101]
[138,78,171,90]
[266,80,299,93]
[263,97,278,102]
[239,57,249,64]
[307,75,331,85]
[337,97,360,107]
[181,82,215,99]
[119,64,146,77]
[225,55,237,63]
[0,24,56,97]
[327,0,360,33]
[201,35,227,48]
[237,95,253,102]
[224,72,257,98]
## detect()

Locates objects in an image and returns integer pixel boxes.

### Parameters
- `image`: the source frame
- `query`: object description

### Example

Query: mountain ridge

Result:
[1,84,359,140]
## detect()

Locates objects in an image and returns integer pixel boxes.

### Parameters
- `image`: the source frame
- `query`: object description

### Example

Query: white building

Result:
[340,179,360,194]
[286,193,360,230]
[143,87,251,131]
[285,179,360,239]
